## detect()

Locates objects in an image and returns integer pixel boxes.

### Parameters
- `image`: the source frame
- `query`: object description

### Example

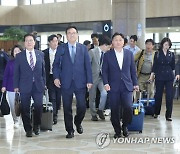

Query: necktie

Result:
[71,46,76,63]
[100,51,104,65]
[29,52,35,70]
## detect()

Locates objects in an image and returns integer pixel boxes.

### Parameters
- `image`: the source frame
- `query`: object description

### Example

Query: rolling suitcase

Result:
[40,90,53,131]
[127,92,145,133]
[139,98,155,116]
[140,81,155,116]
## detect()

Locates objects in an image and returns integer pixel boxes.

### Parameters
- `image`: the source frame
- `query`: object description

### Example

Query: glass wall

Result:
[1,0,17,6]
[44,0,55,3]
[31,0,42,5]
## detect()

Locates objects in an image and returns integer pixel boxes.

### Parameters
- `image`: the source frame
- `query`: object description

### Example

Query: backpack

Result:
[137,49,144,69]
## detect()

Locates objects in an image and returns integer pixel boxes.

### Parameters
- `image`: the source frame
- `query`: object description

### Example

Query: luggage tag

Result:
[134,107,139,115]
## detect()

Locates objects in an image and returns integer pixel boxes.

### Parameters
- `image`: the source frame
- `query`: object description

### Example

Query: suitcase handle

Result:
[133,91,141,112]
[44,89,49,110]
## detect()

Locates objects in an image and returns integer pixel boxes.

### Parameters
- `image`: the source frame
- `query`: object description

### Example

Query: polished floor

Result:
[0,99,180,154]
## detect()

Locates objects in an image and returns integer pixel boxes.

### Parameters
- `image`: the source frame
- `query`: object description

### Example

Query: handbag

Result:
[0,92,10,115]
[15,92,21,116]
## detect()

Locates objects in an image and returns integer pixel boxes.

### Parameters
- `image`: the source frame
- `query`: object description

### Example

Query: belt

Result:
[140,72,151,75]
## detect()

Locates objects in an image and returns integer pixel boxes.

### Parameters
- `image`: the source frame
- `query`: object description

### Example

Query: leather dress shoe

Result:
[53,119,57,125]
[75,124,83,134]
[166,117,172,121]
[33,125,40,135]
[154,114,158,119]
[26,131,33,137]
[114,133,122,139]
[66,132,74,139]
[122,127,129,137]
[97,110,105,120]
[91,115,98,121]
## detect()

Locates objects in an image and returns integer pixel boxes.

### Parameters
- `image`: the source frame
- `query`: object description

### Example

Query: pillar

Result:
[112,0,146,48]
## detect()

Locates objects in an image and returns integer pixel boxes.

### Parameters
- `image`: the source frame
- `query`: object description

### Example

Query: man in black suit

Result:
[43,34,61,124]
[14,33,46,137]
[0,50,9,97]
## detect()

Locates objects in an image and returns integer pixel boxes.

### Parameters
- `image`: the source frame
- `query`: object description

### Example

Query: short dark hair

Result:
[57,34,62,37]
[83,40,91,46]
[24,33,36,42]
[48,34,58,42]
[130,35,138,42]
[159,37,172,50]
[124,38,128,44]
[91,33,99,39]
[65,26,78,34]
[112,32,124,40]
[11,45,23,57]
[98,35,111,46]
[145,39,155,45]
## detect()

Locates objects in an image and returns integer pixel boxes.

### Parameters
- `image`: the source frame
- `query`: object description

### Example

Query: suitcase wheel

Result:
[139,131,142,133]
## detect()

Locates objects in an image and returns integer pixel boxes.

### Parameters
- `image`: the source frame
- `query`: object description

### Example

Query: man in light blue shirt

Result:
[124,35,141,56]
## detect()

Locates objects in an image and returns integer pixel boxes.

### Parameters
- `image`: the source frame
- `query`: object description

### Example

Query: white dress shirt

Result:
[115,48,124,70]
[26,49,36,66]
[49,48,57,74]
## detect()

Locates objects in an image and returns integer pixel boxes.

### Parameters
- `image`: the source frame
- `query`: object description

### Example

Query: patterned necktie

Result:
[71,46,76,63]
[29,52,35,70]
[100,51,104,65]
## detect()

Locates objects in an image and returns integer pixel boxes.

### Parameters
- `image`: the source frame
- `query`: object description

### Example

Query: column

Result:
[112,0,146,48]
[18,0,30,5]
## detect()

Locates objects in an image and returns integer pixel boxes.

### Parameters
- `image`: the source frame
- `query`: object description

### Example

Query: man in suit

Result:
[43,34,61,124]
[53,26,93,139]
[88,35,111,121]
[102,32,139,138]
[14,33,46,137]
[0,50,9,97]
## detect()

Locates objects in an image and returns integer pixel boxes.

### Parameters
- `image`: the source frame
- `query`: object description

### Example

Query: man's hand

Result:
[149,73,155,82]
[14,88,19,93]
[1,87,6,93]
[104,84,111,91]
[134,85,139,91]
[175,75,180,81]
[54,79,61,88]
[87,83,93,90]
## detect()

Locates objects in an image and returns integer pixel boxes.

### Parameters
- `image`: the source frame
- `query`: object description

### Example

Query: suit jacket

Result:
[14,50,46,93]
[175,56,180,76]
[89,47,102,83]
[43,48,51,86]
[0,51,9,80]
[152,50,175,81]
[102,49,138,92]
[134,49,155,76]
[53,42,93,89]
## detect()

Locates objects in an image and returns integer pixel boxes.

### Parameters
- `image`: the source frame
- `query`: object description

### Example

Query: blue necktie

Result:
[71,46,75,63]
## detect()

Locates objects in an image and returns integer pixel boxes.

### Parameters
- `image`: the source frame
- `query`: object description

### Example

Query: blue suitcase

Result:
[138,98,155,116]
[127,102,144,133]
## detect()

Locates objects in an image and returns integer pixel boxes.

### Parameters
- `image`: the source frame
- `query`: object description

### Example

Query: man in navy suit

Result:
[14,33,46,137]
[102,32,139,138]
[53,26,93,138]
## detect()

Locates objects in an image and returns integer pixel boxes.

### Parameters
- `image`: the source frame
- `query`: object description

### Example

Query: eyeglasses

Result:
[25,39,34,43]
[67,32,77,36]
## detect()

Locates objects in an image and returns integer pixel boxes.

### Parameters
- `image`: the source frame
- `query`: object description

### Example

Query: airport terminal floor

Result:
[0,99,180,154]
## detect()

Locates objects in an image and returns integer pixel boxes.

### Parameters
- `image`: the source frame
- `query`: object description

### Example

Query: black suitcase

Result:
[40,90,53,131]
[173,79,179,100]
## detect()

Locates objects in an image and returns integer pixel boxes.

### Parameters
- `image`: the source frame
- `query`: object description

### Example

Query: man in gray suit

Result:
[88,35,111,121]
